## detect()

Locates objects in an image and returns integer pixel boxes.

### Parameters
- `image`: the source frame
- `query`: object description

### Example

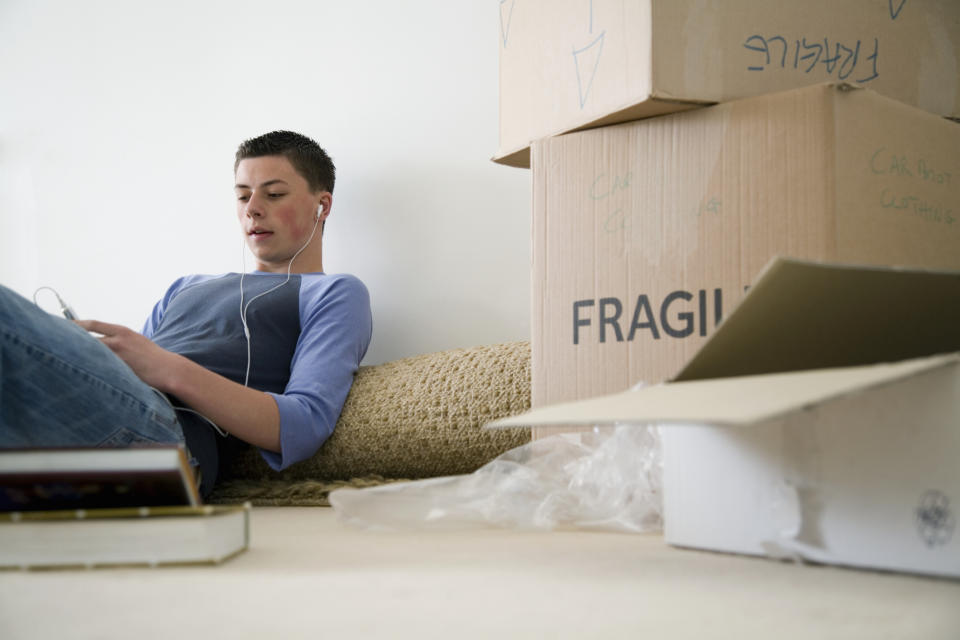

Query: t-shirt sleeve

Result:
[260,274,373,470]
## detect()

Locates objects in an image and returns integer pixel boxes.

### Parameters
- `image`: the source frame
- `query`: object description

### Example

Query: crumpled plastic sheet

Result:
[328,425,663,534]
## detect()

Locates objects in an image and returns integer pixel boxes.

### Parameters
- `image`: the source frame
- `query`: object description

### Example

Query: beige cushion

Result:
[219,341,532,482]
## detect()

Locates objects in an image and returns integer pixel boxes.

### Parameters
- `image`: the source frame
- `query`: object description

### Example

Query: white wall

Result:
[0,0,530,365]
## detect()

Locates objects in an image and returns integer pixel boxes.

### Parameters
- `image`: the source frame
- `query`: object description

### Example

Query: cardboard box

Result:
[531,83,960,433]
[493,257,960,578]
[497,0,960,167]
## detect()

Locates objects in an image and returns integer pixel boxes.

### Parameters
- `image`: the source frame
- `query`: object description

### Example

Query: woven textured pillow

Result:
[218,341,532,483]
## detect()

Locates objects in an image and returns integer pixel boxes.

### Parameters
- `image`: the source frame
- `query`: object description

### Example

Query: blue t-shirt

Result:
[142,272,372,471]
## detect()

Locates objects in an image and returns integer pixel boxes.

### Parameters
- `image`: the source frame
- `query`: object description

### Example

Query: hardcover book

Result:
[0,503,250,569]
[0,445,201,511]
[0,446,250,569]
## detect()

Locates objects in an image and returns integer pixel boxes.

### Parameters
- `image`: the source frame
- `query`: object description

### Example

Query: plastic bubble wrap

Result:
[329,425,662,533]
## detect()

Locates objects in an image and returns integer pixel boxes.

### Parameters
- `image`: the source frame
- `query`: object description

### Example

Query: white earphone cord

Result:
[239,211,322,387]
[169,208,323,439]
[30,287,230,437]
[28,212,321,442]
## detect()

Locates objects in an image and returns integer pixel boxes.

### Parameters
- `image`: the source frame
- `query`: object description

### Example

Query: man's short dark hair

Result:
[235,131,335,194]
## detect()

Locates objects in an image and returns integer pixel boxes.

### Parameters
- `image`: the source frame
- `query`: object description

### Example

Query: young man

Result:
[0,131,373,495]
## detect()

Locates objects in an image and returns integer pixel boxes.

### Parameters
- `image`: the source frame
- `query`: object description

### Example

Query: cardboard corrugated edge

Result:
[489,352,959,428]
[492,93,709,169]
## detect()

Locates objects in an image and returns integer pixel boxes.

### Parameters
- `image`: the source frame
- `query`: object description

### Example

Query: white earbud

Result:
[316,205,322,221]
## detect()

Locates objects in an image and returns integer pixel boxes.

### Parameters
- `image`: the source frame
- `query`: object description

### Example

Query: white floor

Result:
[1,506,959,639]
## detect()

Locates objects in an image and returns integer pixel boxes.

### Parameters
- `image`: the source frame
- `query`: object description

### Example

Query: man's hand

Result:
[75,319,281,452]
[76,320,182,392]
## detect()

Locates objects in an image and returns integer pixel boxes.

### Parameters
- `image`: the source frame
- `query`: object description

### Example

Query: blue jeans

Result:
[1,284,231,496]
[0,283,188,446]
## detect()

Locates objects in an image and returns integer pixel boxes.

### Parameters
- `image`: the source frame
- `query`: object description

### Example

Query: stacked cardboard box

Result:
[497,0,960,167]
[497,0,960,421]
[494,0,960,576]
[530,83,960,420]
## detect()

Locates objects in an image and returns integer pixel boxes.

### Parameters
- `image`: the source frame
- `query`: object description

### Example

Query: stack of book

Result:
[0,446,249,570]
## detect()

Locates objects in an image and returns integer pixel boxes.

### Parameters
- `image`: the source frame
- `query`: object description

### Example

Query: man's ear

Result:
[316,193,332,221]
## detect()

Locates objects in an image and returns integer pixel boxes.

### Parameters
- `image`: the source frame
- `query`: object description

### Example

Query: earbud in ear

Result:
[316,206,322,221]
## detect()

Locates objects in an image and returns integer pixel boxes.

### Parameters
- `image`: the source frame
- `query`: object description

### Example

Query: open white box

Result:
[492,257,960,578]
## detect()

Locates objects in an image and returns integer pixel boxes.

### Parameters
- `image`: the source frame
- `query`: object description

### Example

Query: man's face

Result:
[234,155,329,273]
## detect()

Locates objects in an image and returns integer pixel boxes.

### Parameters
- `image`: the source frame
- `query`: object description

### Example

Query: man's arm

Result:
[76,319,281,452]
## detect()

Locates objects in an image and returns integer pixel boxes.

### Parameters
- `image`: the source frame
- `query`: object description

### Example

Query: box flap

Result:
[489,352,958,428]
[673,257,960,382]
